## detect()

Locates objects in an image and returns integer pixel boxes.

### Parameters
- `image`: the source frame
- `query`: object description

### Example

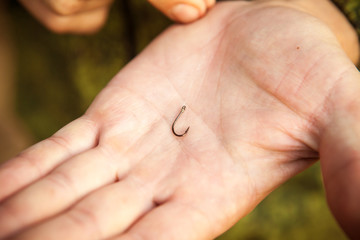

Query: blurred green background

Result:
[2,0,359,239]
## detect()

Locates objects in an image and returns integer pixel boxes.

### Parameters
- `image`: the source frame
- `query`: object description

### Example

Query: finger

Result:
[12,176,155,240]
[112,200,217,240]
[148,0,216,23]
[0,146,119,239]
[43,0,114,16]
[0,117,98,201]
[19,0,110,34]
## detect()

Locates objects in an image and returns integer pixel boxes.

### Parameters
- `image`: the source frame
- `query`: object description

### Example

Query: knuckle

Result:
[47,134,71,150]
[75,116,98,135]
[46,170,75,193]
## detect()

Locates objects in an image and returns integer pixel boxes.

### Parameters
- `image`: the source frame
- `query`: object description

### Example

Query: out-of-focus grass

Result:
[9,0,356,239]
[11,0,170,140]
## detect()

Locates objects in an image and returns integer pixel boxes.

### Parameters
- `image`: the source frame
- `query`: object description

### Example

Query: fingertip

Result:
[148,0,211,24]
[169,3,202,23]
[205,0,216,8]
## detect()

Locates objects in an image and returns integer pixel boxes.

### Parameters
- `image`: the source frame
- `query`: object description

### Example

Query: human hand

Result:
[1,0,360,239]
[18,0,215,34]
[18,0,115,34]
[147,0,215,23]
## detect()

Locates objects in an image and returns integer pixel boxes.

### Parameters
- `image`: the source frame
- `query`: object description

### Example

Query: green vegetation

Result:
[217,164,346,240]
[333,0,360,35]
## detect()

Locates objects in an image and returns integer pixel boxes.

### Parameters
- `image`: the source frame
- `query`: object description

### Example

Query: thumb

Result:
[147,0,215,23]
[319,69,360,239]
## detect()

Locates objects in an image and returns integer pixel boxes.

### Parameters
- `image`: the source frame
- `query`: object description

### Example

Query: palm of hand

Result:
[0,1,356,239]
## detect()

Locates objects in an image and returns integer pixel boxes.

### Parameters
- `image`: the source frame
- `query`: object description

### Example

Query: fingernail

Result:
[170,4,200,23]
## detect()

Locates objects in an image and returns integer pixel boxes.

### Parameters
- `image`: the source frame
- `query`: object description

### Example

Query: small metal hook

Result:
[172,105,190,137]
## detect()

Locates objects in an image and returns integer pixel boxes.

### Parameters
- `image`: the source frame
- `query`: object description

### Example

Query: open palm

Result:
[1,1,359,239]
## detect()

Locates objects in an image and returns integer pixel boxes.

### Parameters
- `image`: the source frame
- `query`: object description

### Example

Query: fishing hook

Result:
[172,105,190,137]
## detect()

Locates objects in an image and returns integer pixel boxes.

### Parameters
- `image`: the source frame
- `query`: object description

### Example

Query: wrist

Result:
[318,68,360,240]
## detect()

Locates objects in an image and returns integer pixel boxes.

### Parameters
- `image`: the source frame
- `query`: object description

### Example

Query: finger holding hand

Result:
[42,0,115,16]
[148,0,216,23]
[18,0,114,34]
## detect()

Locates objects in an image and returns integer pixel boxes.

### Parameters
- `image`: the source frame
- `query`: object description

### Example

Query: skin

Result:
[18,0,215,33]
[0,0,360,239]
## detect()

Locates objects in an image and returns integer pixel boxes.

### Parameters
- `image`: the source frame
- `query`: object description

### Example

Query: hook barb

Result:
[172,105,190,137]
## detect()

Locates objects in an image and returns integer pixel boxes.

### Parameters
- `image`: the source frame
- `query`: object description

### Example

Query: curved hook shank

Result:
[172,105,190,137]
